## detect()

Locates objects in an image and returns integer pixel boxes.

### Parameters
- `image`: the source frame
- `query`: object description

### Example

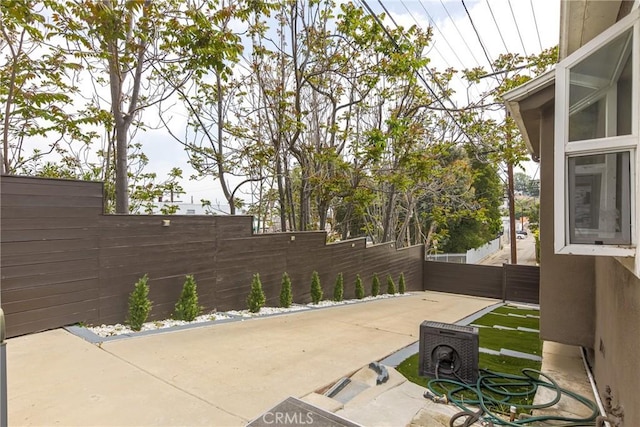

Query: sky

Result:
[139,0,560,210]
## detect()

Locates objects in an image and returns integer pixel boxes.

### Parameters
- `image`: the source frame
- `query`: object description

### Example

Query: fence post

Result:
[502,263,508,302]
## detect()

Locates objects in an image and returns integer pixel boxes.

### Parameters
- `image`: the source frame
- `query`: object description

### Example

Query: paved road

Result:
[479,234,537,266]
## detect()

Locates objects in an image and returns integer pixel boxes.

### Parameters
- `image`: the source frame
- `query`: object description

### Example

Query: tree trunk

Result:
[381,183,396,243]
[216,72,234,214]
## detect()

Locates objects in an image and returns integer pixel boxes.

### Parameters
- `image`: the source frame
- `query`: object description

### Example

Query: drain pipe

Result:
[580,346,610,427]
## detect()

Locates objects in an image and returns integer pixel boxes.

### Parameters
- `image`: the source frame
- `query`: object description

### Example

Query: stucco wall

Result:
[594,257,640,426]
[538,105,596,347]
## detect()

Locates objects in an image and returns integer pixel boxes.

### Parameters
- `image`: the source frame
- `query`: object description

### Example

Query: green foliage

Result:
[247,273,266,313]
[173,275,202,322]
[127,274,152,331]
[441,150,504,253]
[310,271,323,304]
[280,272,293,308]
[386,274,396,294]
[371,273,380,297]
[333,273,344,302]
[355,274,364,300]
[534,230,540,264]
[398,273,406,294]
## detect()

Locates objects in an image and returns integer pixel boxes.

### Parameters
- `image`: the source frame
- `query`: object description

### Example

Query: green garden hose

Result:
[426,368,600,426]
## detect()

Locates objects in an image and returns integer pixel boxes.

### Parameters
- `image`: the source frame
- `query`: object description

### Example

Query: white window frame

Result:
[554,8,640,258]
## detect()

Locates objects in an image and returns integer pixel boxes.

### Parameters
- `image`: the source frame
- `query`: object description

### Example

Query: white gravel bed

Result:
[88,312,231,337]
[86,293,411,337]
[226,304,310,318]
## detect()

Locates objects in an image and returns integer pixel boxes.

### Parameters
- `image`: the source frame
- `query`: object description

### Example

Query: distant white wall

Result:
[466,237,501,264]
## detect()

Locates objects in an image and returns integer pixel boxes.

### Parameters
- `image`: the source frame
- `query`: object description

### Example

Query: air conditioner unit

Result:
[419,321,479,384]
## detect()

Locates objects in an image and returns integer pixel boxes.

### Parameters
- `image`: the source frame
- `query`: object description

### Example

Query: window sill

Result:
[555,244,636,257]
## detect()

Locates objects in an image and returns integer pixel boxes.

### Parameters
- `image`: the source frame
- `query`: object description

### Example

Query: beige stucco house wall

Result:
[505,1,639,425]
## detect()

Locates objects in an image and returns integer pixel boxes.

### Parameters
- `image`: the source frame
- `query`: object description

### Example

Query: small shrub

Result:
[247,273,266,313]
[333,273,344,302]
[355,274,364,299]
[127,274,152,331]
[386,274,396,294]
[398,273,406,294]
[310,271,323,304]
[174,275,202,321]
[371,273,380,297]
[280,272,293,308]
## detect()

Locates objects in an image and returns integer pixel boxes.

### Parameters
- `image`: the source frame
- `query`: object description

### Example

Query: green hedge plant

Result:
[355,274,364,299]
[127,274,152,331]
[280,272,293,308]
[371,273,380,297]
[333,273,344,302]
[247,273,266,313]
[310,271,323,304]
[386,274,396,295]
[174,275,202,322]
[398,273,406,294]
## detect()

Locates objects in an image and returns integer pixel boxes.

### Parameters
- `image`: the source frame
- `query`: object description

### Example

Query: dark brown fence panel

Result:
[394,246,424,292]
[215,234,289,311]
[97,215,218,325]
[1,176,427,336]
[424,261,503,299]
[504,264,540,304]
[325,240,365,300]
[0,176,102,337]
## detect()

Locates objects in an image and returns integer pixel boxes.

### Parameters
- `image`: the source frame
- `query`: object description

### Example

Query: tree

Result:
[371,273,380,297]
[398,273,406,294]
[441,149,503,253]
[127,274,152,331]
[164,0,273,215]
[310,271,323,304]
[56,0,252,213]
[0,1,96,175]
[354,274,364,299]
[174,275,201,321]
[279,272,292,308]
[333,273,344,302]
[247,273,266,313]
[386,274,396,295]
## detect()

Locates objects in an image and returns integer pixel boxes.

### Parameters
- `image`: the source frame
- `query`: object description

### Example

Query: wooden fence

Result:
[423,261,539,304]
[0,175,424,337]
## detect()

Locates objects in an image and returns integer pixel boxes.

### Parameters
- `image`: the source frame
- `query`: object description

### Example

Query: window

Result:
[568,152,631,245]
[555,9,639,257]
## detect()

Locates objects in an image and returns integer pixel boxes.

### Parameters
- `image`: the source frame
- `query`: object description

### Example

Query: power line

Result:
[398,0,476,96]
[508,0,529,56]
[529,0,544,52]
[486,0,509,53]
[360,0,475,143]
[411,0,467,70]
[412,0,486,101]
[438,0,482,66]
[461,0,495,72]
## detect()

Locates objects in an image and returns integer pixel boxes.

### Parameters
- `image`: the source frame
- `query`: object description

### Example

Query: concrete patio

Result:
[6,291,596,426]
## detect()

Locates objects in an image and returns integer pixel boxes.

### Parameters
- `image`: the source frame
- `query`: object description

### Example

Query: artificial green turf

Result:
[396,352,541,390]
[478,327,542,356]
[492,305,540,317]
[396,304,543,410]
[472,312,539,331]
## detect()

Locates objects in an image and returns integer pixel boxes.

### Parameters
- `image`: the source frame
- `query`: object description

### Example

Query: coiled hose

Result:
[426,368,600,426]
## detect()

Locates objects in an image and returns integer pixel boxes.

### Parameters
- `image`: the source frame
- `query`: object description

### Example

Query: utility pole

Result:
[507,160,518,264]
[506,112,517,264]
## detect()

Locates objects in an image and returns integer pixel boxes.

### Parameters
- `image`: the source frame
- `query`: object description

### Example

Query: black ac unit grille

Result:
[419,321,479,384]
